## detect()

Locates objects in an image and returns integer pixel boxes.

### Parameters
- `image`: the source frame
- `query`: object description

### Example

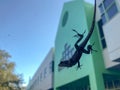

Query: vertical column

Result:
[89,73,105,90]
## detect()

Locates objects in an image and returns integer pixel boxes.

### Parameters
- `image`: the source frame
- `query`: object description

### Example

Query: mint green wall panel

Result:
[55,0,92,87]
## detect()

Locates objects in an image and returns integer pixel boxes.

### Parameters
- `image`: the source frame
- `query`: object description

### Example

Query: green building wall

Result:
[54,0,120,90]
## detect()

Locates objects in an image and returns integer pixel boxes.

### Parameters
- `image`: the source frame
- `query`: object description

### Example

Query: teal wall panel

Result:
[54,0,97,88]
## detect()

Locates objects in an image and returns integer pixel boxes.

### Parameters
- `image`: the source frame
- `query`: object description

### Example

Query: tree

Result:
[0,50,23,90]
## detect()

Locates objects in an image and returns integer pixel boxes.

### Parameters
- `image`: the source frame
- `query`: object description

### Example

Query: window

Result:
[49,61,54,73]
[107,3,118,19]
[62,43,74,61]
[99,0,118,24]
[102,39,107,49]
[98,19,104,38]
[63,43,70,61]
[103,0,113,9]
[98,19,107,49]
[49,62,52,73]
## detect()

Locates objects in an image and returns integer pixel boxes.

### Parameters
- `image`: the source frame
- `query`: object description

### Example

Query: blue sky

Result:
[0,0,94,86]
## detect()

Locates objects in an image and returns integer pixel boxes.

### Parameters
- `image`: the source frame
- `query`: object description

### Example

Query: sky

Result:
[0,0,94,86]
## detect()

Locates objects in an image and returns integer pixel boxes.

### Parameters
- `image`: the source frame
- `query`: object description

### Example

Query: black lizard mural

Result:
[58,0,97,69]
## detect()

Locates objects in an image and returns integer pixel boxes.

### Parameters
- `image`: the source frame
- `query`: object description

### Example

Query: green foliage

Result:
[0,50,23,90]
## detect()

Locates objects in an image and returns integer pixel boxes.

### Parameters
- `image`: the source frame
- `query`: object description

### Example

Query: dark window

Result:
[97,19,107,49]
[52,61,54,72]
[49,61,52,73]
[49,61,54,73]
[101,39,107,49]
[107,3,118,19]
[98,19,104,38]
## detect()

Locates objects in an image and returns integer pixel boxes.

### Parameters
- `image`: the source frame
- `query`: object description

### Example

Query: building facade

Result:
[96,0,120,89]
[27,48,54,90]
[54,0,120,90]
[27,0,120,90]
